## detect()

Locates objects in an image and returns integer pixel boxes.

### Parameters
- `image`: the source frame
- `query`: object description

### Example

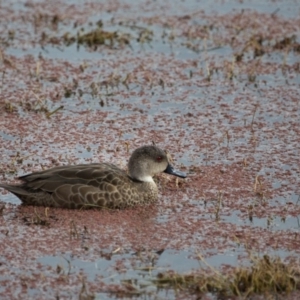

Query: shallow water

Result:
[0,0,300,299]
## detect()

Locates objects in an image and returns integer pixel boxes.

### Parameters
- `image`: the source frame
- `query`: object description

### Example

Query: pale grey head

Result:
[128,145,186,183]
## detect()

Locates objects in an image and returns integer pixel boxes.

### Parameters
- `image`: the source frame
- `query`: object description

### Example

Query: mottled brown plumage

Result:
[0,145,186,209]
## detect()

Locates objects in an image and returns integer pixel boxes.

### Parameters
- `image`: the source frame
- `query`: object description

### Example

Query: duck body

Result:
[0,146,186,209]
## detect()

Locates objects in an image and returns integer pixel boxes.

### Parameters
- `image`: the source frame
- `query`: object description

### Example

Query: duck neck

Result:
[129,170,154,183]
[138,175,154,183]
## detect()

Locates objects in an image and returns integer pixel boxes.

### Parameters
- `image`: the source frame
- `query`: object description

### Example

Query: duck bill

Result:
[164,164,186,178]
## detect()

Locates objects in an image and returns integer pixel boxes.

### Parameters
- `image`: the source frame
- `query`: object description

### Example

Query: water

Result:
[0,0,300,298]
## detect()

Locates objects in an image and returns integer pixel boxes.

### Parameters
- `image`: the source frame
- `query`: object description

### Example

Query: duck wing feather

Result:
[2,163,133,209]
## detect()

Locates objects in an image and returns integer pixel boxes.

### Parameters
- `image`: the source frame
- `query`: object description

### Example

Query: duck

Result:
[0,145,186,209]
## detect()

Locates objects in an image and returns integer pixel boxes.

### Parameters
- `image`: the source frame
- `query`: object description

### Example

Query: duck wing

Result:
[2,163,132,209]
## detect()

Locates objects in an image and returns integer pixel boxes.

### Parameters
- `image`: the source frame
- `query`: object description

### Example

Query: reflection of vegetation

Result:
[152,254,300,299]
[37,16,132,49]
[5,98,64,118]
[44,28,130,49]
[22,207,51,226]
[235,34,300,62]
[62,23,154,50]
[274,35,300,52]
[40,19,132,50]
[66,28,131,49]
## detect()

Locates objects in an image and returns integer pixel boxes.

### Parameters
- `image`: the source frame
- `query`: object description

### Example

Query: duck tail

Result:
[0,183,31,197]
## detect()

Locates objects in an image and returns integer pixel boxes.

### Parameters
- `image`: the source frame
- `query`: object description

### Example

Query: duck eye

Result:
[156,156,162,162]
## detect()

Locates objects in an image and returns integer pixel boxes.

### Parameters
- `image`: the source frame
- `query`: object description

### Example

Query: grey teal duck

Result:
[0,145,186,209]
